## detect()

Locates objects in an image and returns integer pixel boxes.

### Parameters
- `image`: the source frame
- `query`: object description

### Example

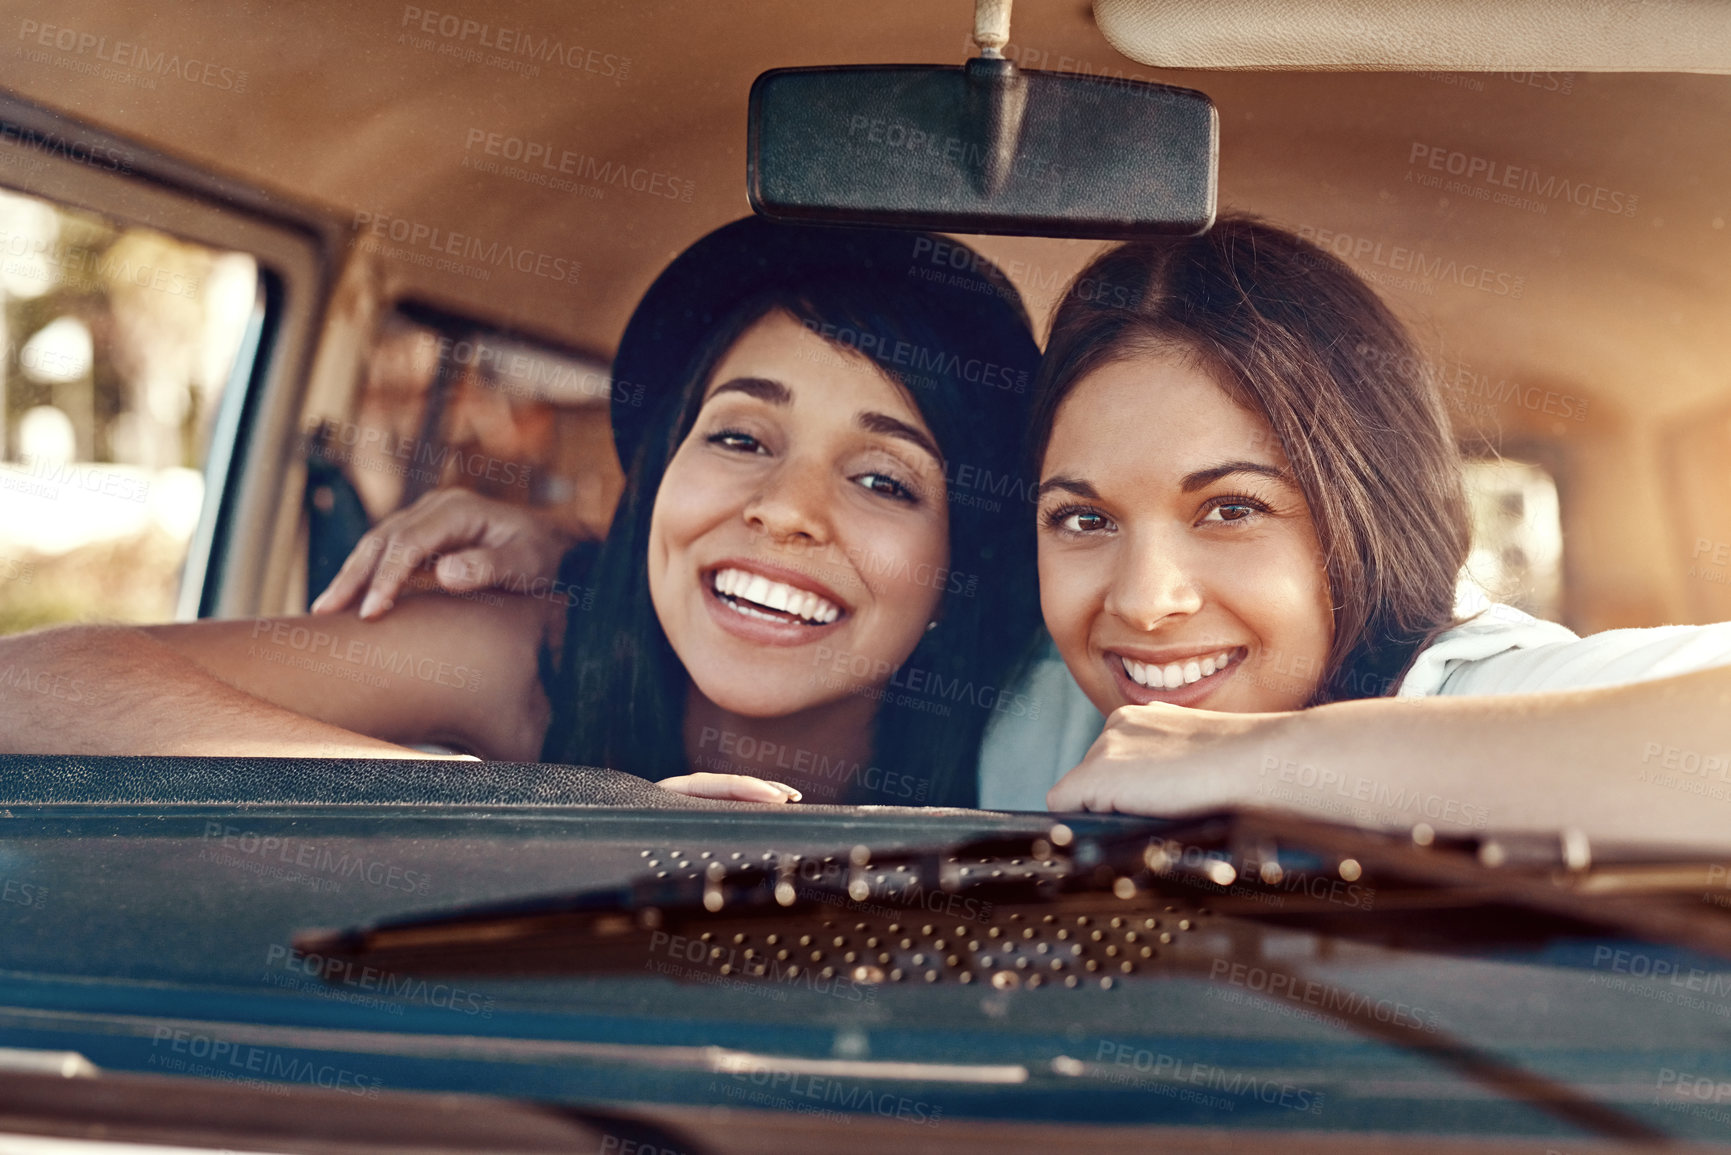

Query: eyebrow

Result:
[1034,475,1100,501]
[1180,460,1292,493]
[705,377,943,466]
[857,411,943,466]
[707,376,791,405]
[1035,462,1290,502]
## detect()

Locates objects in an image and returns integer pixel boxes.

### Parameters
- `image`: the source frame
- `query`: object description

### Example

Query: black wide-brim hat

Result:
[608,216,1035,467]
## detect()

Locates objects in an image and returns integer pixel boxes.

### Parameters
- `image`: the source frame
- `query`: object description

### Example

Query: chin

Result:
[689,676,828,720]
[708,696,808,719]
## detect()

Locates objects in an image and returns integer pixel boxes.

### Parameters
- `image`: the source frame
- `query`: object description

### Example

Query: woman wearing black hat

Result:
[532,217,1043,806]
[3,219,1041,808]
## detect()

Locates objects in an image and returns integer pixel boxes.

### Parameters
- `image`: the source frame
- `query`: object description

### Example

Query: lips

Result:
[709,565,844,627]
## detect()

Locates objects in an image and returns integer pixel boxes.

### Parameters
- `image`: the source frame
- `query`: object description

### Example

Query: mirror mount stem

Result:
[972,0,1013,59]
[969,0,1023,199]
[964,57,1027,197]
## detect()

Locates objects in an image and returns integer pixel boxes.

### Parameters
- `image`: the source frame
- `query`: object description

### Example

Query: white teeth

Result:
[712,568,841,625]
[1121,649,1240,690]
[1122,656,1162,688]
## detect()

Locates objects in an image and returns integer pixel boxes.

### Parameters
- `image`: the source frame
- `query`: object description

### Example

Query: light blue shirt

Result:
[976,635,1102,811]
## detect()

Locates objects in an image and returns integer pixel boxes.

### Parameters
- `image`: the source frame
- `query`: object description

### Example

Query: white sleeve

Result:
[976,646,1103,812]
[1396,602,1581,697]
[1435,620,1731,696]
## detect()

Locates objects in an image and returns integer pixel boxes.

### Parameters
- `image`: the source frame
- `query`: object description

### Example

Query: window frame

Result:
[0,91,344,621]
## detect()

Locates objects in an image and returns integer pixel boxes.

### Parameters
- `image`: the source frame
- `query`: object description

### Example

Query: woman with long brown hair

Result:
[1016,214,1731,845]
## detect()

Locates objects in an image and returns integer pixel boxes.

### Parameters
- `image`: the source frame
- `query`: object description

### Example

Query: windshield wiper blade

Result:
[297,809,1731,974]
[1209,810,1731,961]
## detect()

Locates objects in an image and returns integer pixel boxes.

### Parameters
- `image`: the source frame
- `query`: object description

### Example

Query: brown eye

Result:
[707,430,765,453]
[854,472,915,503]
[1200,497,1269,524]
[1044,506,1114,534]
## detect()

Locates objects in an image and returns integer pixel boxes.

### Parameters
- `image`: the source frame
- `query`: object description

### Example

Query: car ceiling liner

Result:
[1093,0,1731,72]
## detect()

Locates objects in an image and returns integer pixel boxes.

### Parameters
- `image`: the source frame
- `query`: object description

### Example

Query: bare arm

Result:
[1047,664,1731,850]
[291,506,798,802]
[0,592,561,761]
[0,624,439,758]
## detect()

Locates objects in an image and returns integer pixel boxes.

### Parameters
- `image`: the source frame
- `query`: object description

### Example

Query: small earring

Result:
[926,620,939,632]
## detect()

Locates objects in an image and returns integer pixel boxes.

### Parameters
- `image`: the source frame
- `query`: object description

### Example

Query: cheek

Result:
[1225,535,1334,663]
[1036,541,1120,714]
[853,514,948,643]
[646,455,717,606]
[1036,542,1101,650]
[1035,548,1072,639]
[644,494,676,624]
[653,453,733,545]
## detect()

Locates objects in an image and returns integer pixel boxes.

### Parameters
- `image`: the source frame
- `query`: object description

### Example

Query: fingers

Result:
[360,492,496,617]
[1045,730,1261,817]
[428,512,576,597]
[433,548,500,593]
[309,530,388,616]
[1045,771,1097,814]
[311,490,499,619]
[310,488,576,619]
[1046,720,1168,813]
[657,773,804,803]
[432,531,560,594]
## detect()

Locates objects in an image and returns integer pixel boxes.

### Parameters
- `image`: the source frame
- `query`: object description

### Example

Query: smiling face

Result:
[1036,348,1336,715]
[647,311,950,718]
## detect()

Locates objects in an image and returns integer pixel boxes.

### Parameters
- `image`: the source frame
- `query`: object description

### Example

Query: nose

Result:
[743,455,833,545]
[1103,530,1204,631]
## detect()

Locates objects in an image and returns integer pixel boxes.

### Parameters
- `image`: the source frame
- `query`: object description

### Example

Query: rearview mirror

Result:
[747,59,1218,239]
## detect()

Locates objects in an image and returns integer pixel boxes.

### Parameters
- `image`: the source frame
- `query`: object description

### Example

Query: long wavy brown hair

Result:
[1030,214,1470,702]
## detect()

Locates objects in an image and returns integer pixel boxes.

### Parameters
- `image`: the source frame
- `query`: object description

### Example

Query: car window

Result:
[1460,458,1563,620]
[0,187,257,631]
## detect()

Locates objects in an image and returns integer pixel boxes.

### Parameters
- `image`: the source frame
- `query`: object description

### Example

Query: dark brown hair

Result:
[1031,214,1470,702]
